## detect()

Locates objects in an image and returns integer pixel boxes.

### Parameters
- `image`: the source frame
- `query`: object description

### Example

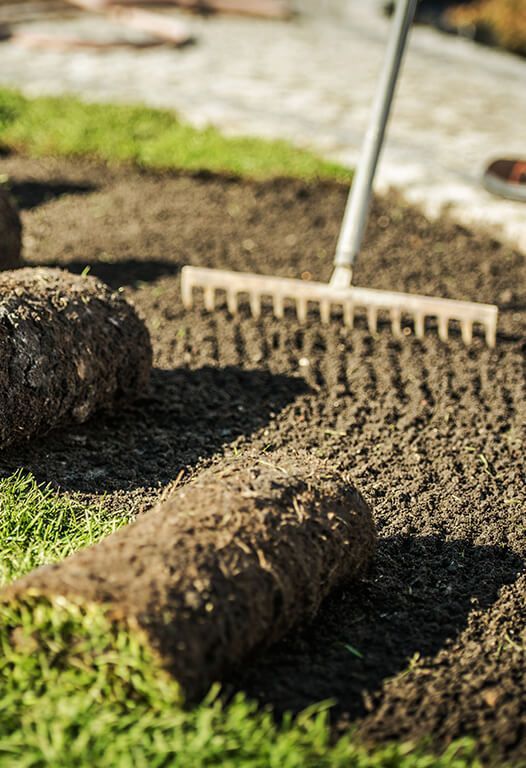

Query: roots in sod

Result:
[4,457,376,699]
[0,267,151,449]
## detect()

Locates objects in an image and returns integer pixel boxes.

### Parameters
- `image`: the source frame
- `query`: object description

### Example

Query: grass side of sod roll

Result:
[0,471,130,585]
[0,471,483,768]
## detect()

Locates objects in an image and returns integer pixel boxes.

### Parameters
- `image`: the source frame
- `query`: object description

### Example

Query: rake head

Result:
[181,266,498,347]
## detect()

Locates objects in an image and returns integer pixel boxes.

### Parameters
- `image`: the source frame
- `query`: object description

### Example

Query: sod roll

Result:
[0,187,22,269]
[0,267,151,449]
[5,458,376,699]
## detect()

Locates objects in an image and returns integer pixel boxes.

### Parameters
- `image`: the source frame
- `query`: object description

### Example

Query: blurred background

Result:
[0,0,525,246]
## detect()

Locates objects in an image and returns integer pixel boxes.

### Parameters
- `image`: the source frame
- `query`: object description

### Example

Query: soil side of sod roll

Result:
[0,267,151,449]
[4,458,376,700]
[0,187,22,269]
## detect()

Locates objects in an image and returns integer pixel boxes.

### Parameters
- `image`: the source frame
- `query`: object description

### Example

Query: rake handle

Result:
[333,0,418,279]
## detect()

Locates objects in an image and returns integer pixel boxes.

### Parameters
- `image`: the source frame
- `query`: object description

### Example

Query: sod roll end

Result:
[0,267,152,449]
[4,458,376,699]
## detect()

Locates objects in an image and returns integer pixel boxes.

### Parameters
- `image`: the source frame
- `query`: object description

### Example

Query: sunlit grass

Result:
[0,88,352,182]
[0,471,132,586]
[0,592,481,768]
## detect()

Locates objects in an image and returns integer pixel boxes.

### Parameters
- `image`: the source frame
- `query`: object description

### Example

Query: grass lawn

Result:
[0,89,484,767]
[0,89,351,182]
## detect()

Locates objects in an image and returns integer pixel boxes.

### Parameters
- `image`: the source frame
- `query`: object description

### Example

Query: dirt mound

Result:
[0,266,151,448]
[0,187,22,269]
[4,457,376,700]
[359,574,526,764]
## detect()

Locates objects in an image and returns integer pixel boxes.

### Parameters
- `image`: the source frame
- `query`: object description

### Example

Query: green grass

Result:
[0,88,351,181]
[0,593,481,768]
[0,471,131,586]
[0,472,484,767]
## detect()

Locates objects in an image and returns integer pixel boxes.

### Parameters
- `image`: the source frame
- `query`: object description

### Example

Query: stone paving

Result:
[0,0,525,250]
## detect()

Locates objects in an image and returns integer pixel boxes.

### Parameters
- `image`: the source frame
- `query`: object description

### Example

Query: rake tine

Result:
[204,286,215,312]
[390,307,402,337]
[414,312,425,339]
[486,322,496,349]
[226,290,238,315]
[461,319,473,346]
[438,315,449,342]
[367,307,378,334]
[343,302,355,329]
[250,292,262,319]
[296,297,308,323]
[320,299,331,324]
[273,294,284,319]
[181,277,193,309]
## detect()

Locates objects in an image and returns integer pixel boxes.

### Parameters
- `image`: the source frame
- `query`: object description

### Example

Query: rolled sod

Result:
[4,458,376,699]
[0,187,23,269]
[0,267,151,449]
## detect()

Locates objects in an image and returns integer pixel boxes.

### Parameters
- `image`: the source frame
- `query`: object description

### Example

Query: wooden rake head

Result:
[181,0,499,351]
[181,266,498,347]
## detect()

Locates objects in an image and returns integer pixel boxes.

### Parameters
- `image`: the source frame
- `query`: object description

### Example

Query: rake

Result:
[181,0,498,347]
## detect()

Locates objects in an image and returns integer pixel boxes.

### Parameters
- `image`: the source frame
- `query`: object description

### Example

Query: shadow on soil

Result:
[234,535,524,721]
[10,180,97,210]
[0,365,308,494]
[63,259,181,289]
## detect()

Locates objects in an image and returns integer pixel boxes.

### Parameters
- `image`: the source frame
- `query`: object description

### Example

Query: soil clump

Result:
[0,266,151,449]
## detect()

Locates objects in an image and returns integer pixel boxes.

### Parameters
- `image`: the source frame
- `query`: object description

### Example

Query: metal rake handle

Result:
[331,0,418,287]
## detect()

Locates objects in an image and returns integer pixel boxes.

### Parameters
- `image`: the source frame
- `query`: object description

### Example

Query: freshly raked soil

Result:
[0,154,524,764]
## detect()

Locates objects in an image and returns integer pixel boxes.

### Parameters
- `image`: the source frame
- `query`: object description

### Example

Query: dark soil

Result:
[0,266,151,449]
[360,573,526,762]
[0,154,524,764]
[6,456,375,701]
[0,186,22,269]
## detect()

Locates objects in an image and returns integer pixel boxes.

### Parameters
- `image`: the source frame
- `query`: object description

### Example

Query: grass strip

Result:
[0,470,132,585]
[0,88,352,181]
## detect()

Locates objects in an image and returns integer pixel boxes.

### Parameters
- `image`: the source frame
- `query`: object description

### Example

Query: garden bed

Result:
[0,152,524,764]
